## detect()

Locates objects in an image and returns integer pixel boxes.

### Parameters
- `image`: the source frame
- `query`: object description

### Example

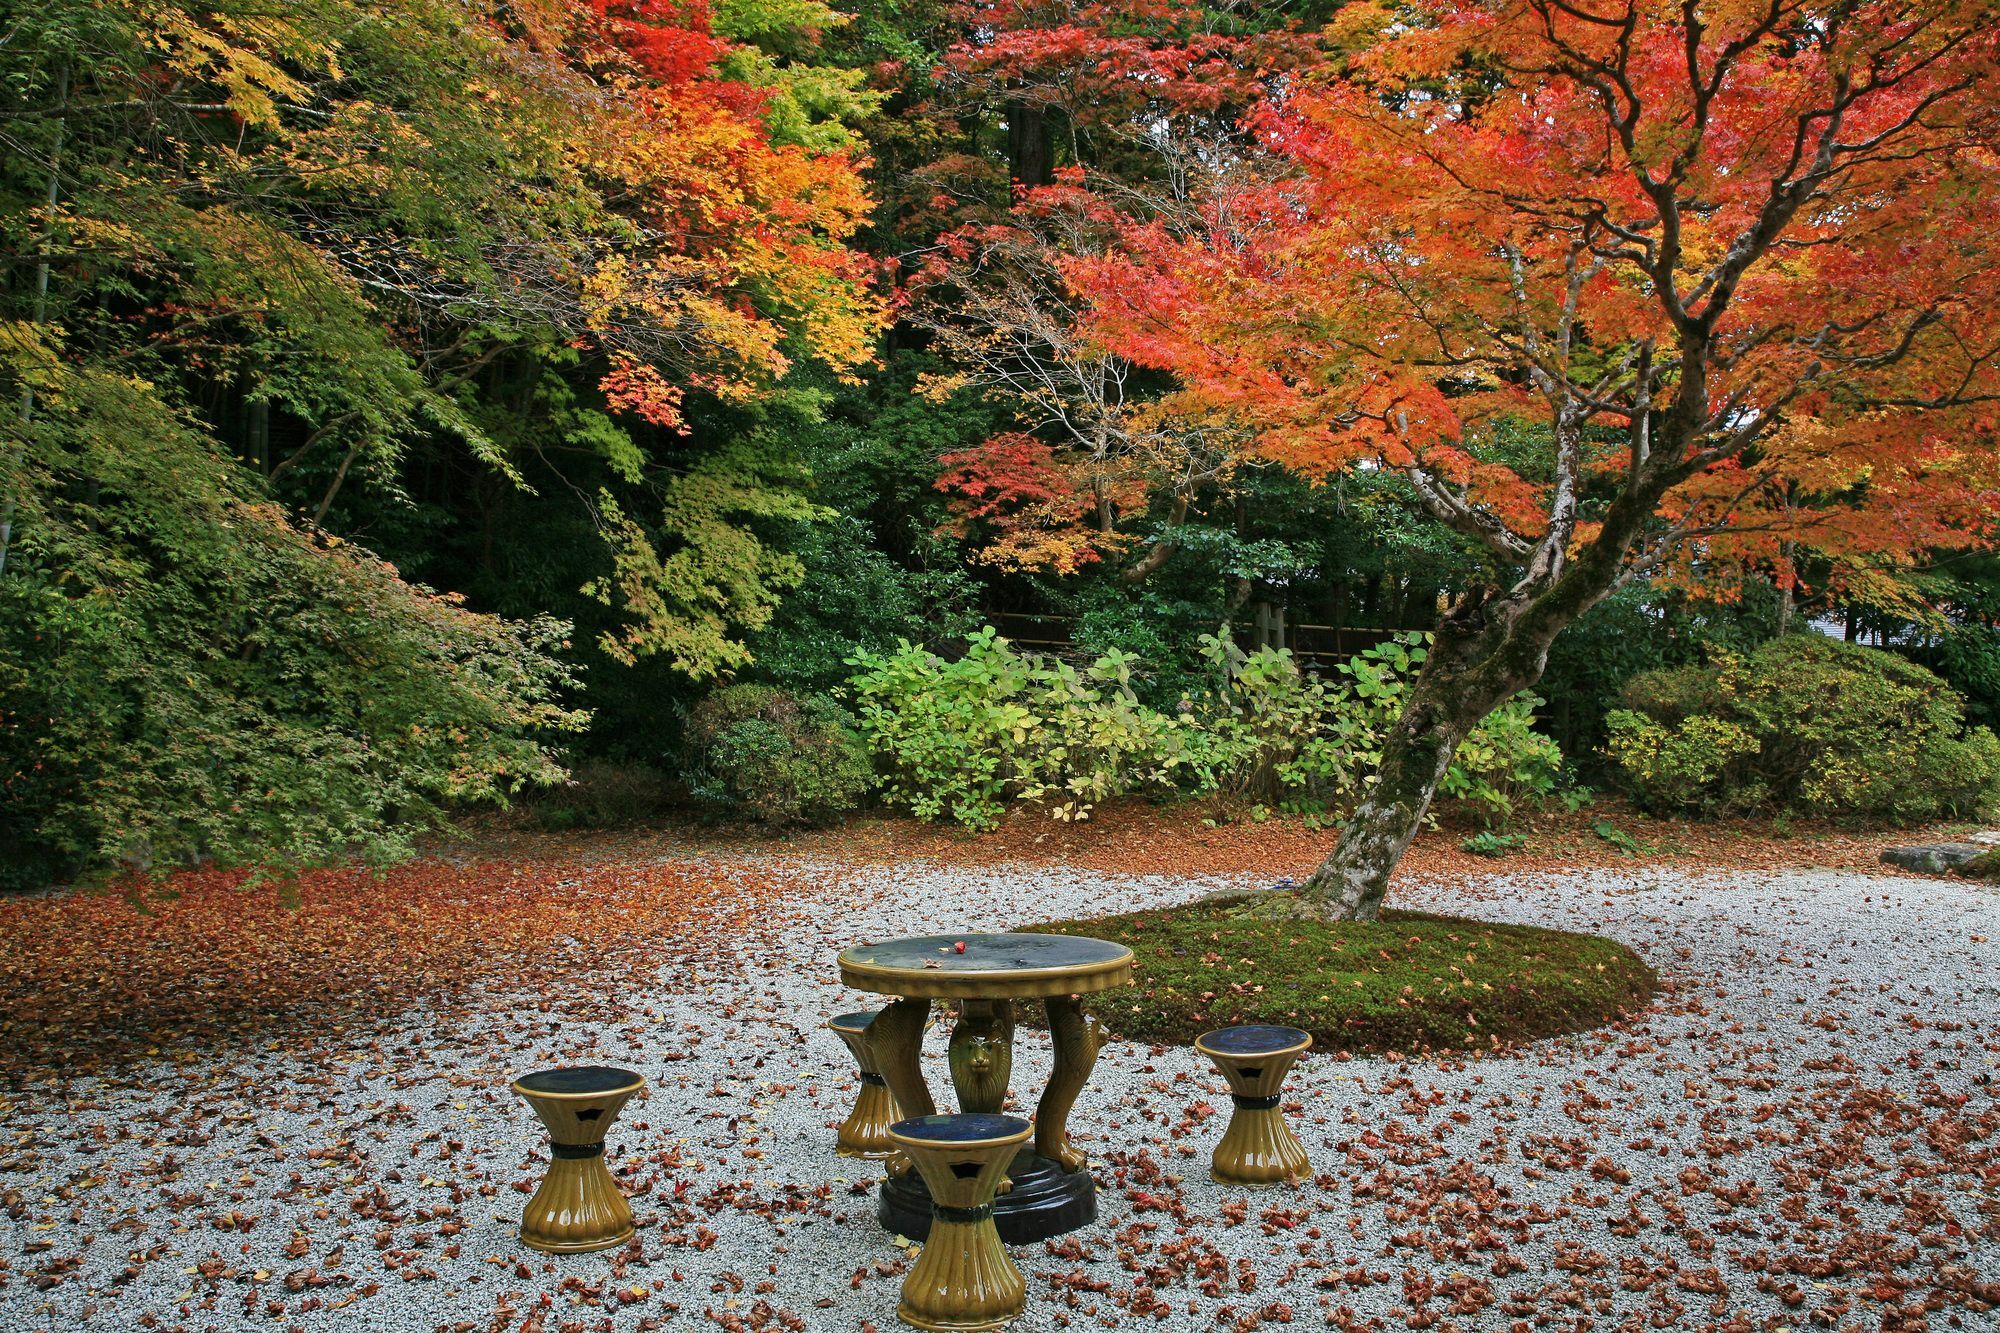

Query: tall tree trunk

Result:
[1295,476,1646,920]
[1007,99,1052,189]
[1775,555,1795,638]
[0,60,68,578]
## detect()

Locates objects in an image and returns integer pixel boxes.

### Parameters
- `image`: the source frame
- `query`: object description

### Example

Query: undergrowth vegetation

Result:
[682,684,873,826]
[846,629,1566,830]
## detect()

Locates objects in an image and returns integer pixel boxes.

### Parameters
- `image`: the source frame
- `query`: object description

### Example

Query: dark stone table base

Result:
[879,1149,1096,1245]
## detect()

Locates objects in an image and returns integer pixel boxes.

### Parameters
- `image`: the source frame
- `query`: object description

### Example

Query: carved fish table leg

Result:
[868,996,935,1177]
[947,999,1015,1115]
[1036,995,1104,1173]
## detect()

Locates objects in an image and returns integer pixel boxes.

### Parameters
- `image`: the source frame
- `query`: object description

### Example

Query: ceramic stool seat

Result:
[889,1113,1033,1332]
[1194,1025,1311,1186]
[511,1065,645,1253]
[830,1010,901,1159]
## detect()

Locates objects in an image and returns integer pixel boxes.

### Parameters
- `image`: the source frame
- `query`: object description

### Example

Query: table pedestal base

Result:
[879,1150,1095,1244]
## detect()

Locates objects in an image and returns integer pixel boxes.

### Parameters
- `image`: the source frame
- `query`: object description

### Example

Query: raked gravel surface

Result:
[3,862,1996,1333]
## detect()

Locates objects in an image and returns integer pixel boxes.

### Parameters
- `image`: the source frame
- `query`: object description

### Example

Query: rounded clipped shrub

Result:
[1606,635,2000,819]
[683,685,872,826]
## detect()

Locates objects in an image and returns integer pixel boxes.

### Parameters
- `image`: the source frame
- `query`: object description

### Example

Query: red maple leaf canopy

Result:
[1074,0,2000,602]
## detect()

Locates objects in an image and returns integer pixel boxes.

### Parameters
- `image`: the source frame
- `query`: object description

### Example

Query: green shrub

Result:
[1190,632,1335,801]
[1606,636,2000,819]
[1267,634,1564,821]
[845,629,1192,829]
[843,631,1035,828]
[0,370,584,887]
[1536,582,1781,760]
[683,685,872,826]
[1604,711,1762,812]
[846,628,1570,829]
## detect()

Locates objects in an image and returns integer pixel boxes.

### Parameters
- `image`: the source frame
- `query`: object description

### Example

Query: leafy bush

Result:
[1606,636,2000,819]
[846,628,1569,828]
[1191,632,1336,802]
[744,514,982,694]
[846,630,1191,829]
[683,685,872,826]
[1536,583,1781,760]
[1605,712,1761,812]
[531,761,670,830]
[1325,635,1564,820]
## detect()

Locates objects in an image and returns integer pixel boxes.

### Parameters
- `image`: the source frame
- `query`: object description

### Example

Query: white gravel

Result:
[3,861,1996,1332]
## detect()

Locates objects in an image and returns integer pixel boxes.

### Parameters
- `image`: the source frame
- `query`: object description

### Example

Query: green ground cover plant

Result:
[1026,892,1656,1054]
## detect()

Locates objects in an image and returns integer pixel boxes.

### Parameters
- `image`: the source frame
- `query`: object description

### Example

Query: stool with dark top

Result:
[1194,1025,1312,1186]
[511,1065,646,1253]
[889,1113,1032,1332]
[829,1010,900,1159]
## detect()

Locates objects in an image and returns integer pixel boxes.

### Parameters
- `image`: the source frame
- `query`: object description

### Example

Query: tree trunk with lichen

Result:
[1297,464,1658,921]
[1297,610,1526,921]
[1293,316,1723,923]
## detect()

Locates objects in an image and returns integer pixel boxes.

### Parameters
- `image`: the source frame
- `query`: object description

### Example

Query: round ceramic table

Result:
[836,931,1133,1243]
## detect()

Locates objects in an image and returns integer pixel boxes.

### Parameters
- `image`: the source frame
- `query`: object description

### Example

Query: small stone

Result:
[1880,843,1986,874]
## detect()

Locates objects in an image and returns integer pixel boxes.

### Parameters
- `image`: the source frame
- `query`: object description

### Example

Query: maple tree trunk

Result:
[1296,401,1678,922]
[1297,614,1520,921]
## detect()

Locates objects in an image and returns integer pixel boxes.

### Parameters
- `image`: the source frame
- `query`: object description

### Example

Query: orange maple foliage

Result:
[1069,0,2000,916]
[1074,0,2000,607]
[528,0,882,429]
[935,432,1125,574]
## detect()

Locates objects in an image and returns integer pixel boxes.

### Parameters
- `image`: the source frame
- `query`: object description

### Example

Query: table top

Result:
[1194,1025,1312,1059]
[838,931,1134,1000]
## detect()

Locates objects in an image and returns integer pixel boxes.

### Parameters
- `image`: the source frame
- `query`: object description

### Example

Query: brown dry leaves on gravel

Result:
[520,799,1919,883]
[0,806,1994,1332]
[0,847,846,1082]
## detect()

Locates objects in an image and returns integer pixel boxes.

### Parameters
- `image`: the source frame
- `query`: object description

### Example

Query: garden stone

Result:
[1880,842,1986,873]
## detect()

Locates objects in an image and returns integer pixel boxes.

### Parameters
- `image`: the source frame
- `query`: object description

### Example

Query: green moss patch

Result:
[1025,893,1657,1055]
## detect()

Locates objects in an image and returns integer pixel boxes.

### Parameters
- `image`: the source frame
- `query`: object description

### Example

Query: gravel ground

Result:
[3,860,1996,1333]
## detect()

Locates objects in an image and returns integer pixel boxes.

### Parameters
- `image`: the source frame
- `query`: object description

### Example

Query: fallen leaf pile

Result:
[0,851,851,1081]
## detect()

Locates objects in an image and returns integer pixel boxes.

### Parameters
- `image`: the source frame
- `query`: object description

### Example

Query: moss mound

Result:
[1025,892,1657,1055]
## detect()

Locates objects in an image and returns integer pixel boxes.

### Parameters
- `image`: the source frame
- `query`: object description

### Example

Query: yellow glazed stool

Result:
[889,1113,1033,1332]
[829,1010,901,1159]
[1194,1025,1312,1186]
[511,1065,646,1253]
